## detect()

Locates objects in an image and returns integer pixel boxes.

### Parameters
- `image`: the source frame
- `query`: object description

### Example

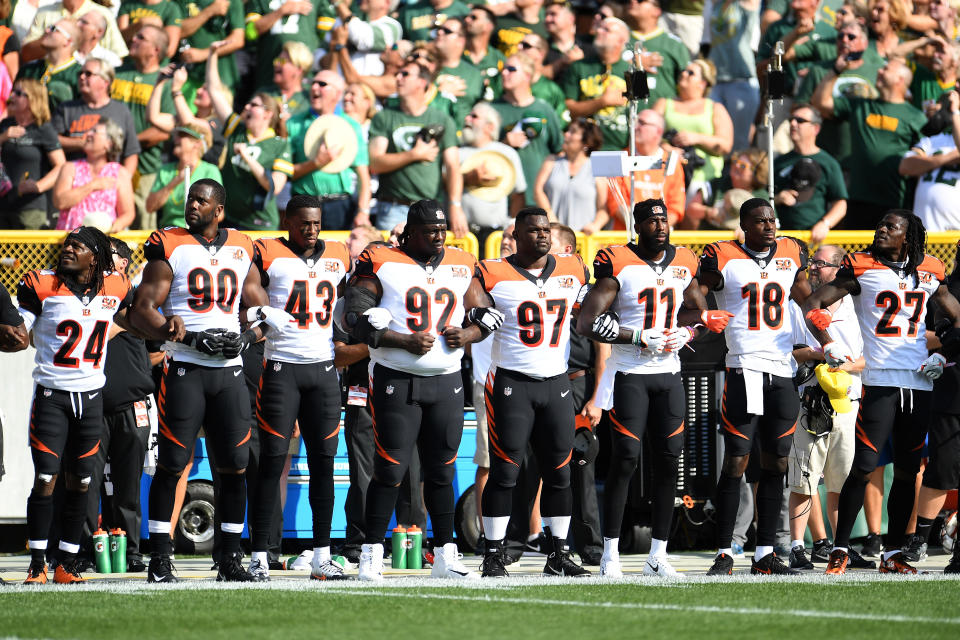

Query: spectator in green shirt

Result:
[624,0,690,103]
[519,33,569,122]
[773,104,848,241]
[495,0,550,57]
[463,5,505,101]
[904,36,959,114]
[433,17,484,129]
[117,0,183,59]
[17,18,81,113]
[178,0,245,103]
[398,0,470,42]
[146,122,222,228]
[257,40,313,132]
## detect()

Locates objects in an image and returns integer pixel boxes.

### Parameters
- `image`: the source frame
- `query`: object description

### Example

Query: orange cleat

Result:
[53,560,87,584]
[825,549,848,575]
[878,551,918,574]
[23,559,48,585]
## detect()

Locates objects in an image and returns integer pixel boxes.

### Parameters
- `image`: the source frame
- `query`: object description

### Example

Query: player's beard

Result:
[640,232,668,254]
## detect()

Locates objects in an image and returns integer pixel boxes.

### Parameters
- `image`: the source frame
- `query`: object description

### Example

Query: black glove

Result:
[220,329,256,359]
[571,427,598,466]
[183,328,228,356]
[937,323,960,359]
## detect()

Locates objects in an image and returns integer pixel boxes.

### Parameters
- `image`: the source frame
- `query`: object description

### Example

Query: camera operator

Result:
[368,60,467,236]
[899,89,960,231]
[773,104,847,240]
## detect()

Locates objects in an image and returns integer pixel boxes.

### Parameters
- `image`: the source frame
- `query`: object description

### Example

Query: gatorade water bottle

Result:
[109,529,126,573]
[391,526,407,569]
[406,526,423,570]
[93,528,111,574]
[284,556,299,570]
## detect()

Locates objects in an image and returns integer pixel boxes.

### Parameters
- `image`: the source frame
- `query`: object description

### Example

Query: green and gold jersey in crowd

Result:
[179,0,245,88]
[245,0,336,88]
[257,84,310,119]
[629,27,690,102]
[111,64,175,175]
[832,96,925,207]
[368,106,458,202]
[18,58,81,112]
[221,113,294,229]
[398,0,470,42]
[464,45,505,101]
[560,57,631,150]
[910,64,956,113]
[119,0,184,28]
[490,97,564,206]
[494,12,548,57]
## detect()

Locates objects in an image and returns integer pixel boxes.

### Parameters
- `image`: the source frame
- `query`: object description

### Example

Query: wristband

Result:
[172,91,183,97]
[450,200,462,206]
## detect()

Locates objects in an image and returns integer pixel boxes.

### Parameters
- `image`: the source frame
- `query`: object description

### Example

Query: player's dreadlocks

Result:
[57,226,114,295]
[869,210,926,287]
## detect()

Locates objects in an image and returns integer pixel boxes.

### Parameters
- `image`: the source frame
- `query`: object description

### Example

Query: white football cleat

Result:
[358,543,384,582]
[431,543,479,580]
[643,554,684,578]
[600,553,623,578]
[247,558,270,582]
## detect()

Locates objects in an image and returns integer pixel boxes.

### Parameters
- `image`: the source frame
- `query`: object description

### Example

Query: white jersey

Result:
[477,253,588,378]
[17,269,132,392]
[354,244,477,376]
[593,243,698,374]
[143,227,254,367]
[906,133,960,232]
[839,251,945,390]
[699,237,807,377]
[254,237,349,363]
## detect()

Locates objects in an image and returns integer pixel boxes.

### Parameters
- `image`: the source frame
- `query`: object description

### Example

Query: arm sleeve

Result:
[0,286,23,326]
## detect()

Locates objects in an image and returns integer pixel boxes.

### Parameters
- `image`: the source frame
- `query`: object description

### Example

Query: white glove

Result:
[633,328,668,353]
[468,307,505,332]
[823,341,853,368]
[575,284,590,306]
[918,353,947,380]
[663,327,694,353]
[592,311,620,342]
[245,306,296,331]
[363,307,394,330]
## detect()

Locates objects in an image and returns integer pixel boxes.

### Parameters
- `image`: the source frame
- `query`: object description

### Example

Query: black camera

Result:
[417,124,446,144]
[663,128,705,188]
[921,91,957,137]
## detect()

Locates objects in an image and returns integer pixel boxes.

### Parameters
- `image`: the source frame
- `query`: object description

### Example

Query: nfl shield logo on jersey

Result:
[386,385,395,395]
[504,387,512,396]
[43,389,52,397]
[177,368,186,377]
[273,362,282,372]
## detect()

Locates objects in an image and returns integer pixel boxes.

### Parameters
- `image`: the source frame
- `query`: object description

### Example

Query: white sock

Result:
[718,547,732,557]
[252,551,268,567]
[755,545,773,560]
[315,546,331,563]
[542,516,571,540]
[883,549,901,561]
[482,516,509,541]
[791,539,805,550]
[527,532,541,543]
[649,538,668,558]
[603,537,619,558]
[833,546,848,554]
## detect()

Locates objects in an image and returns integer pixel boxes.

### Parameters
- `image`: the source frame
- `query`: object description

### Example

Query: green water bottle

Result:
[109,529,126,573]
[284,556,299,570]
[391,526,407,569]
[93,528,111,574]
[406,526,422,570]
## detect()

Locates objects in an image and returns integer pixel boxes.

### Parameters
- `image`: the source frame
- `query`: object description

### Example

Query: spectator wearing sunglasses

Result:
[434,17,484,129]
[516,33,568,121]
[463,5,506,100]
[398,0,470,43]
[257,41,313,126]
[22,0,128,65]
[495,0,550,57]
[17,19,81,112]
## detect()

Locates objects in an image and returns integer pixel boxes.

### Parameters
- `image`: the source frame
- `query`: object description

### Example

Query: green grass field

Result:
[2,576,959,640]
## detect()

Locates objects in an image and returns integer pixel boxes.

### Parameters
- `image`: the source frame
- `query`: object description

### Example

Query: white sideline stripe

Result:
[345,590,960,625]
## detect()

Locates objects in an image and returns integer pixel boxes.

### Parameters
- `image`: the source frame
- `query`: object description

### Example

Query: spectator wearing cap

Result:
[74,11,123,69]
[605,109,685,228]
[110,24,175,229]
[287,69,371,230]
[899,90,960,232]
[258,41,313,125]
[623,0,690,103]
[688,146,767,232]
[434,17,484,129]
[243,0,327,91]
[773,104,847,241]
[369,60,467,235]
[812,57,925,228]
[146,122,222,229]
[117,0,182,60]
[463,5,506,101]
[705,0,760,152]
[495,0,550,57]
[517,33,568,121]
[332,0,401,78]
[398,0,470,42]
[562,17,630,151]
[21,0,128,65]
[491,52,564,207]
[654,58,733,211]
[542,0,592,80]
[459,101,526,248]
[52,57,141,178]
[16,18,81,112]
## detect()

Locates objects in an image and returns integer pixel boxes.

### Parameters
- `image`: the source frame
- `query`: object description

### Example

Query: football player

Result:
[129,179,276,583]
[699,198,811,576]
[803,211,960,574]
[247,195,351,581]
[476,207,590,578]
[17,227,133,584]
[578,199,726,578]
[344,200,495,581]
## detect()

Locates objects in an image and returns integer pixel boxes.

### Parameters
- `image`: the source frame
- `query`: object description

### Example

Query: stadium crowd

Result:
[0,0,960,585]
